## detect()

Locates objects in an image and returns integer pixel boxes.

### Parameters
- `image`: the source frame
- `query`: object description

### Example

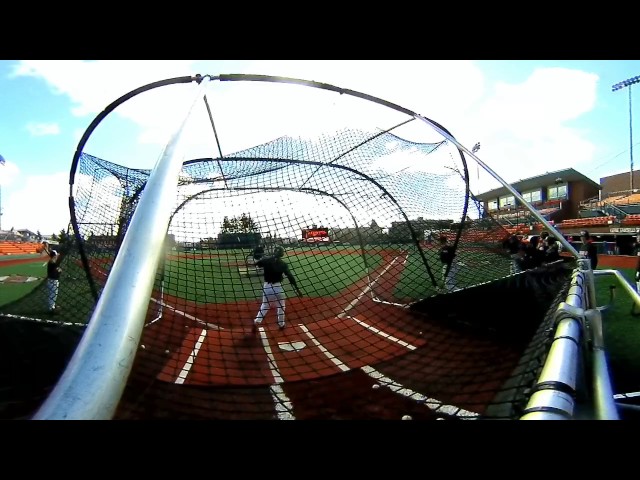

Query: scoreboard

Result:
[301,227,330,243]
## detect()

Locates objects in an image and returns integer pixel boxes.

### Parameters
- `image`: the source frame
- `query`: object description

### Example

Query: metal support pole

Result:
[629,86,634,192]
[33,75,212,420]
[612,75,640,193]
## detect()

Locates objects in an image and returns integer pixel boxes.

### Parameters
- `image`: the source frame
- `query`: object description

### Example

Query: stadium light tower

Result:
[612,75,640,193]
[471,141,481,183]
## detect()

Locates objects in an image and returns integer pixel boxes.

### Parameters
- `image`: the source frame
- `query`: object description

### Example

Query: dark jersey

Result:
[47,259,60,280]
[580,241,598,269]
[439,245,455,266]
[257,256,297,286]
[520,244,541,270]
[545,244,561,263]
[538,236,549,253]
[503,235,520,254]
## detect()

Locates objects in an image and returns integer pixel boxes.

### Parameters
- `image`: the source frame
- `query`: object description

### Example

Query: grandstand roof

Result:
[475,168,601,201]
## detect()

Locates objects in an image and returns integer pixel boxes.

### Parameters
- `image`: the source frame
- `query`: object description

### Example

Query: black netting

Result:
[0,77,579,419]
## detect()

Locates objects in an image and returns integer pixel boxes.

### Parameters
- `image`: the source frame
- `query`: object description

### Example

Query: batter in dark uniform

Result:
[253,246,302,331]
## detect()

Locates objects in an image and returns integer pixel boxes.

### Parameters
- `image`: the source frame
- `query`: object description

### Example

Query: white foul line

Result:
[347,315,417,351]
[257,326,295,420]
[270,384,295,420]
[174,328,207,384]
[258,326,284,384]
[298,324,349,372]
[148,296,222,330]
[337,255,401,319]
[297,322,473,419]
[93,265,222,330]
[361,365,479,419]
[1,312,86,327]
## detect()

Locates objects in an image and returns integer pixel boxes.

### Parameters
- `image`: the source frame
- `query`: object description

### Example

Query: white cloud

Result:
[9,60,603,235]
[11,60,198,117]
[26,122,61,136]
[1,172,69,234]
[466,67,599,193]
[0,159,20,187]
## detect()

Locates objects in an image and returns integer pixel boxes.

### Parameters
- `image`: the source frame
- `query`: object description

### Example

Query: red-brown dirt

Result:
[111,248,531,420]
[0,256,46,268]
[3,249,590,419]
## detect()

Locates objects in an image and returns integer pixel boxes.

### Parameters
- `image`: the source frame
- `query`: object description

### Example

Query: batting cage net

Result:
[0,74,592,420]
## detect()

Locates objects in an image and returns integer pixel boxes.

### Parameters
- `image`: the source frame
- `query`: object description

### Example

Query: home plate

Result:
[279,341,306,352]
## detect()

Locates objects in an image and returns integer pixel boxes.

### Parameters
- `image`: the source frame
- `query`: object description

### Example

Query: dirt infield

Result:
[597,255,637,269]
[2,248,583,419]
[0,256,45,268]
[111,247,528,420]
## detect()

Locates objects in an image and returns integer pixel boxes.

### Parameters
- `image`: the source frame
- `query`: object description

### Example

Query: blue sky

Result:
[2,59,640,236]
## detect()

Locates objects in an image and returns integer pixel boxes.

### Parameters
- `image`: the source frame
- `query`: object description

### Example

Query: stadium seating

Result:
[0,241,41,255]
[621,214,640,226]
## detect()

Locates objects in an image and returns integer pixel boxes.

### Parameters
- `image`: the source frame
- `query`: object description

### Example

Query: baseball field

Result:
[2,246,639,419]
[0,243,513,312]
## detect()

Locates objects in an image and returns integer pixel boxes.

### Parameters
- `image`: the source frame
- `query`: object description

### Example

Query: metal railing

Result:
[519,265,640,420]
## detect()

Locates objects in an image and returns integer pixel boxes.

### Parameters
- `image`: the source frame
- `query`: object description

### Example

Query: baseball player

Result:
[46,250,62,313]
[438,235,458,292]
[252,246,302,331]
[502,233,522,274]
[252,244,265,261]
[579,230,598,270]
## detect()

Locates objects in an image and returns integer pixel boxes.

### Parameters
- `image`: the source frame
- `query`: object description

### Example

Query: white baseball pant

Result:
[47,278,59,311]
[254,282,286,327]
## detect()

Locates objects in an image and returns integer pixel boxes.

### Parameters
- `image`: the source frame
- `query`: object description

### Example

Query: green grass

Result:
[394,247,509,300]
[1,248,638,394]
[0,260,48,307]
[595,266,640,394]
[0,256,98,324]
[162,249,382,303]
[393,250,640,394]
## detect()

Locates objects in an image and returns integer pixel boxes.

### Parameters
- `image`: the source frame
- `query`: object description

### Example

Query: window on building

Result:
[548,184,568,199]
[499,195,515,208]
[487,199,498,210]
[522,189,542,203]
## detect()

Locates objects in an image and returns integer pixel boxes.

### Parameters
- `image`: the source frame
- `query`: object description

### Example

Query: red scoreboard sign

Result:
[302,227,330,243]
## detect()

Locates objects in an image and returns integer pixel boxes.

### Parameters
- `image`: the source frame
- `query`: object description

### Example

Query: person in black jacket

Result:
[544,237,561,264]
[252,244,265,261]
[252,246,302,331]
[46,250,62,313]
[503,233,522,274]
[439,235,459,292]
[579,230,598,270]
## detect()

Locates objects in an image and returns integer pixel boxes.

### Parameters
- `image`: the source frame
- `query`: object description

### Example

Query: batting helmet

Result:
[274,246,285,258]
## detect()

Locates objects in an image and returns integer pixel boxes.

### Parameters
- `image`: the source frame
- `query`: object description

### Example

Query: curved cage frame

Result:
[23,73,630,420]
